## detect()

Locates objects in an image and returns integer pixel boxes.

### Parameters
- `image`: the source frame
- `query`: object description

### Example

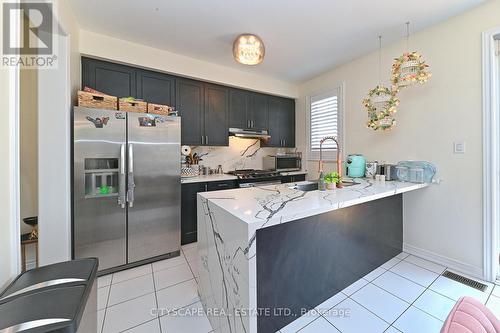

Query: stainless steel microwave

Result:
[263,153,302,172]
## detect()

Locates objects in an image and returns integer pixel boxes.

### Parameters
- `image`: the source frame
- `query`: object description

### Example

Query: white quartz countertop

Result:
[199,179,428,227]
[181,174,238,184]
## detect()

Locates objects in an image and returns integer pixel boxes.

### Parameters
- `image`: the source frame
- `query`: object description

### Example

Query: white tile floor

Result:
[97,243,500,333]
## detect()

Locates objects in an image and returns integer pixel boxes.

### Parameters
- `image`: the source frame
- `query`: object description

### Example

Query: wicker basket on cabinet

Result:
[118,99,147,113]
[77,91,118,110]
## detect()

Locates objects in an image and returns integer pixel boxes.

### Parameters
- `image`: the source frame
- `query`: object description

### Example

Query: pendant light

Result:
[364,35,399,131]
[233,34,265,65]
[391,22,431,90]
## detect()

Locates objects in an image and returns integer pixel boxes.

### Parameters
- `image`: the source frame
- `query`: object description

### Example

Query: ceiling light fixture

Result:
[233,34,265,65]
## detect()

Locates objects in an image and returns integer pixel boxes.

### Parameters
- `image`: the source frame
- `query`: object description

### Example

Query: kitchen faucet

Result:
[318,136,342,190]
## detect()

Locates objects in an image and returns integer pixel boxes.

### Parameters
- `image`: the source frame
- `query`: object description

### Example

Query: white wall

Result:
[298,0,500,278]
[38,0,80,265]
[79,30,299,98]
[0,8,19,288]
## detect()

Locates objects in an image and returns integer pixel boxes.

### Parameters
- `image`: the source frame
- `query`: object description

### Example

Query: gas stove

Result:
[227,169,283,187]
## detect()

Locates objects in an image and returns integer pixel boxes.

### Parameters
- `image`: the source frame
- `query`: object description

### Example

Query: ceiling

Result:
[69,0,487,83]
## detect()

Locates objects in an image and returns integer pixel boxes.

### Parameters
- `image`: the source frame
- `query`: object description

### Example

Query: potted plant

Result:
[324,172,341,190]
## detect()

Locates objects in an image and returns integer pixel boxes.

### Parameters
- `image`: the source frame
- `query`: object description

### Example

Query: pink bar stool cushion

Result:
[441,296,500,333]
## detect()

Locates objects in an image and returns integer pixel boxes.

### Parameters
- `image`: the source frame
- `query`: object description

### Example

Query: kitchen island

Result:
[197,179,427,333]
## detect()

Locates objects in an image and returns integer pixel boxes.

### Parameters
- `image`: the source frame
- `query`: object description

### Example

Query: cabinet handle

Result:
[206,136,209,145]
[205,184,208,191]
[251,120,253,128]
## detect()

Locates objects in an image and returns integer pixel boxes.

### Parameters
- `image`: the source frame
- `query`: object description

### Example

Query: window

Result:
[308,86,343,160]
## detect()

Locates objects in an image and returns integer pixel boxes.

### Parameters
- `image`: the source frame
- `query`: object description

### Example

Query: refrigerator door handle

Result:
[127,143,135,208]
[118,144,126,208]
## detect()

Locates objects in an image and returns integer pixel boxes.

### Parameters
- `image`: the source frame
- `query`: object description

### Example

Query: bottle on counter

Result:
[318,171,326,191]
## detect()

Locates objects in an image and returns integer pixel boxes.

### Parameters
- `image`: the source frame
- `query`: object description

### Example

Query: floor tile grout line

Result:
[106,290,157,310]
[104,276,196,310]
[386,268,444,329]
[119,317,159,333]
[157,299,202,319]
[155,277,197,293]
[100,273,114,332]
[151,263,163,333]
[399,256,447,275]
[385,266,439,289]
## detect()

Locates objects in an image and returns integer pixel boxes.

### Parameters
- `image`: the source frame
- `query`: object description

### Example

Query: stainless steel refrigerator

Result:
[73,106,181,272]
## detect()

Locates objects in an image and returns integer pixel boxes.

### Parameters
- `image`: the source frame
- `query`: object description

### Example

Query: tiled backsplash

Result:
[189,137,294,172]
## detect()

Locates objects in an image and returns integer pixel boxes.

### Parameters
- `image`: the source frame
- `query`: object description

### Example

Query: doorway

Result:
[484,28,500,282]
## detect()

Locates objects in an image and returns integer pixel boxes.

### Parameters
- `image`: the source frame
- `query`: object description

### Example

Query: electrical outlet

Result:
[454,142,465,154]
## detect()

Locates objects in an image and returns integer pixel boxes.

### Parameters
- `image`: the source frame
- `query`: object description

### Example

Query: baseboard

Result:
[403,243,485,281]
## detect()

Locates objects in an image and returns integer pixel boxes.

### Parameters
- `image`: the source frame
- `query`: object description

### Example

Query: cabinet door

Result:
[264,96,283,147]
[229,89,249,129]
[181,182,206,245]
[204,84,229,146]
[82,57,136,98]
[281,98,296,147]
[206,180,237,191]
[136,70,175,106]
[176,79,204,146]
[248,93,269,130]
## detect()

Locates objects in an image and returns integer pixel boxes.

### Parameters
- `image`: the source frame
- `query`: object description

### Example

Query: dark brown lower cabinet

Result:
[181,180,237,245]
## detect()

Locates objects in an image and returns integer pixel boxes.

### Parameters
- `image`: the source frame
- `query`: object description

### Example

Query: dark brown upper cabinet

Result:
[229,89,269,130]
[136,69,175,106]
[175,78,204,146]
[264,96,296,148]
[81,57,294,147]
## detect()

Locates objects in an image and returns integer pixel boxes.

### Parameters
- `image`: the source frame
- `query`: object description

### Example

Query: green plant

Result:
[324,172,341,184]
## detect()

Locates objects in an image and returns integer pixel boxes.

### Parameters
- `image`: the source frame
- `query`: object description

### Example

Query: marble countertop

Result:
[199,179,428,227]
[181,174,238,184]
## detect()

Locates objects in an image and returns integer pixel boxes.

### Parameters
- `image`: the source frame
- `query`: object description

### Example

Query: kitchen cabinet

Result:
[204,84,229,146]
[181,182,206,245]
[265,97,296,148]
[229,89,268,130]
[281,174,306,184]
[181,180,237,244]
[82,57,295,147]
[176,79,204,146]
[176,81,229,146]
[136,69,175,106]
[82,57,136,98]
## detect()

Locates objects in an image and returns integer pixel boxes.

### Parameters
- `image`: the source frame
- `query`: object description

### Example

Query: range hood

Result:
[229,128,270,139]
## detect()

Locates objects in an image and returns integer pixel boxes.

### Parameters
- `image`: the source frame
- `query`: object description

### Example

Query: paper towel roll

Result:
[181,145,191,156]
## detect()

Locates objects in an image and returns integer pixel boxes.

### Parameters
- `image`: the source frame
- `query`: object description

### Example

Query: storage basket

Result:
[118,99,147,113]
[78,91,117,110]
[147,103,172,115]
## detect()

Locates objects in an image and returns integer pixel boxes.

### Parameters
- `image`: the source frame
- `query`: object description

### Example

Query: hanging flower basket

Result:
[363,86,399,131]
[391,52,431,90]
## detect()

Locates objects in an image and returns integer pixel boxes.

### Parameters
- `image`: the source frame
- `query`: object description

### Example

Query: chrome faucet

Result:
[318,136,342,190]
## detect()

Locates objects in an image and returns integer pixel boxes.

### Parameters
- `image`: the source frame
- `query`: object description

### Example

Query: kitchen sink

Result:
[288,180,360,192]
[289,182,319,191]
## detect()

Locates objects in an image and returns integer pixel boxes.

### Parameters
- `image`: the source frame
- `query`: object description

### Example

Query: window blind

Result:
[310,94,339,153]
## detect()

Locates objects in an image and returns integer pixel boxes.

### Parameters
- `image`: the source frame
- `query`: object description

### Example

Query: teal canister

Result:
[346,154,366,178]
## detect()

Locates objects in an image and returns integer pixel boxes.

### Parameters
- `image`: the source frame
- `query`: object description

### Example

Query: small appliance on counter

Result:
[263,153,302,172]
[396,161,436,183]
[346,154,366,178]
[365,161,378,179]
[384,164,398,181]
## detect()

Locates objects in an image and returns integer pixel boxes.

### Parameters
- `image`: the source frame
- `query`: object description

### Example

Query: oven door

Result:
[276,157,301,171]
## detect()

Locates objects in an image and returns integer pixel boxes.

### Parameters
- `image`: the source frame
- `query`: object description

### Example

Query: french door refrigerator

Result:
[73,107,181,272]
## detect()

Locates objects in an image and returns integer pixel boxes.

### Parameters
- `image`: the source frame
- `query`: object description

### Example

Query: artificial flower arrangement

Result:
[391,51,431,90]
[363,86,400,131]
